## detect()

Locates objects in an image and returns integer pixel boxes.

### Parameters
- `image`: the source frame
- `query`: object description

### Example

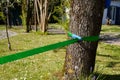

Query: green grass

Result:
[101,25,120,33]
[0,32,66,80]
[0,25,120,80]
[0,25,6,30]
[96,43,120,80]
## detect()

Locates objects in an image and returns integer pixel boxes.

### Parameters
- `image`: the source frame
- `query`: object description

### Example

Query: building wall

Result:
[102,0,120,24]
[111,0,120,7]
[102,9,108,24]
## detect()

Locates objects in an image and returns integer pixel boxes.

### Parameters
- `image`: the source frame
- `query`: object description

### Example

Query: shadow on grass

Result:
[97,53,120,60]
[106,62,120,68]
[95,73,120,80]
[53,71,120,80]
[97,53,120,68]
[101,25,120,33]
[47,28,65,35]
[100,34,120,41]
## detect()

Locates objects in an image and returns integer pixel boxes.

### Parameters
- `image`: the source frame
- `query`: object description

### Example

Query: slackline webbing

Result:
[68,32,99,42]
[0,34,99,65]
[82,36,99,41]
[0,39,78,65]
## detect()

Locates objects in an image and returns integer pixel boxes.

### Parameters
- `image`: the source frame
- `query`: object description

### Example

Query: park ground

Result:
[0,25,120,80]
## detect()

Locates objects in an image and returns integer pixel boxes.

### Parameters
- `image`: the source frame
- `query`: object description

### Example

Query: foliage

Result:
[48,0,70,23]
[52,0,70,31]
[0,1,5,24]
[0,0,22,25]
[0,12,5,24]
[101,25,120,33]
[0,0,69,32]
[48,0,62,23]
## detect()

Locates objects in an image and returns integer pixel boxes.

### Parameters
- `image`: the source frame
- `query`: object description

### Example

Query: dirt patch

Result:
[47,28,65,34]
[100,33,120,46]
[0,30,17,40]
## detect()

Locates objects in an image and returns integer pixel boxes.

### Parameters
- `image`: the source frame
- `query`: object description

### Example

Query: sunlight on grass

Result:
[0,32,66,80]
[96,42,120,72]
[95,42,120,80]
[0,25,5,30]
[0,25,120,80]
[101,25,120,33]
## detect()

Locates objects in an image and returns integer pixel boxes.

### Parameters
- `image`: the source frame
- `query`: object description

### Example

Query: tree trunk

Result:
[34,0,38,31]
[26,0,32,32]
[64,0,104,79]
[43,0,48,32]
[6,0,12,51]
[21,0,27,28]
[38,0,48,33]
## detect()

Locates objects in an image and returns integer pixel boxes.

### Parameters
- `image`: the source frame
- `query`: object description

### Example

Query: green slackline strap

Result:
[82,36,99,41]
[68,32,99,41]
[0,39,78,65]
[0,35,99,65]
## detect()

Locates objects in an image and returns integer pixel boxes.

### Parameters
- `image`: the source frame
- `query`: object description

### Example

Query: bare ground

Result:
[100,33,120,46]
[0,30,17,40]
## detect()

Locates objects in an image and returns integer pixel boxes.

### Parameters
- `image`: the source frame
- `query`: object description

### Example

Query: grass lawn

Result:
[0,25,6,30]
[0,25,120,80]
[101,25,120,33]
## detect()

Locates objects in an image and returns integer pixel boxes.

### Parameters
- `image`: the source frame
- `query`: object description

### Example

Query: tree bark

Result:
[37,0,48,33]
[6,0,12,51]
[26,0,32,32]
[21,0,27,28]
[34,0,38,31]
[64,0,104,79]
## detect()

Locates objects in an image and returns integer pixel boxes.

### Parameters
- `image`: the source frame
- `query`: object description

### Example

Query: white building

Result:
[102,0,120,25]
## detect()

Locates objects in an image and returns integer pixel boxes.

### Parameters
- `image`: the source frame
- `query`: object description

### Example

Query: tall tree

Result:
[36,0,63,33]
[64,0,104,79]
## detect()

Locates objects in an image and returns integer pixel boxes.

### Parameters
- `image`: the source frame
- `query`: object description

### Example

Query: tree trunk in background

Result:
[22,0,27,28]
[26,0,32,32]
[34,0,38,31]
[43,0,48,32]
[26,0,30,32]
[6,0,12,51]
[64,0,104,79]
[38,0,48,33]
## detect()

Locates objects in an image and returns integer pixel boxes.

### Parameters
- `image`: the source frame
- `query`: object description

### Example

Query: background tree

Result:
[36,0,50,33]
[6,0,12,50]
[34,0,65,33]
[0,0,67,32]
[21,0,27,28]
[1,0,22,26]
[33,0,38,31]
[26,0,33,32]
[64,0,105,79]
